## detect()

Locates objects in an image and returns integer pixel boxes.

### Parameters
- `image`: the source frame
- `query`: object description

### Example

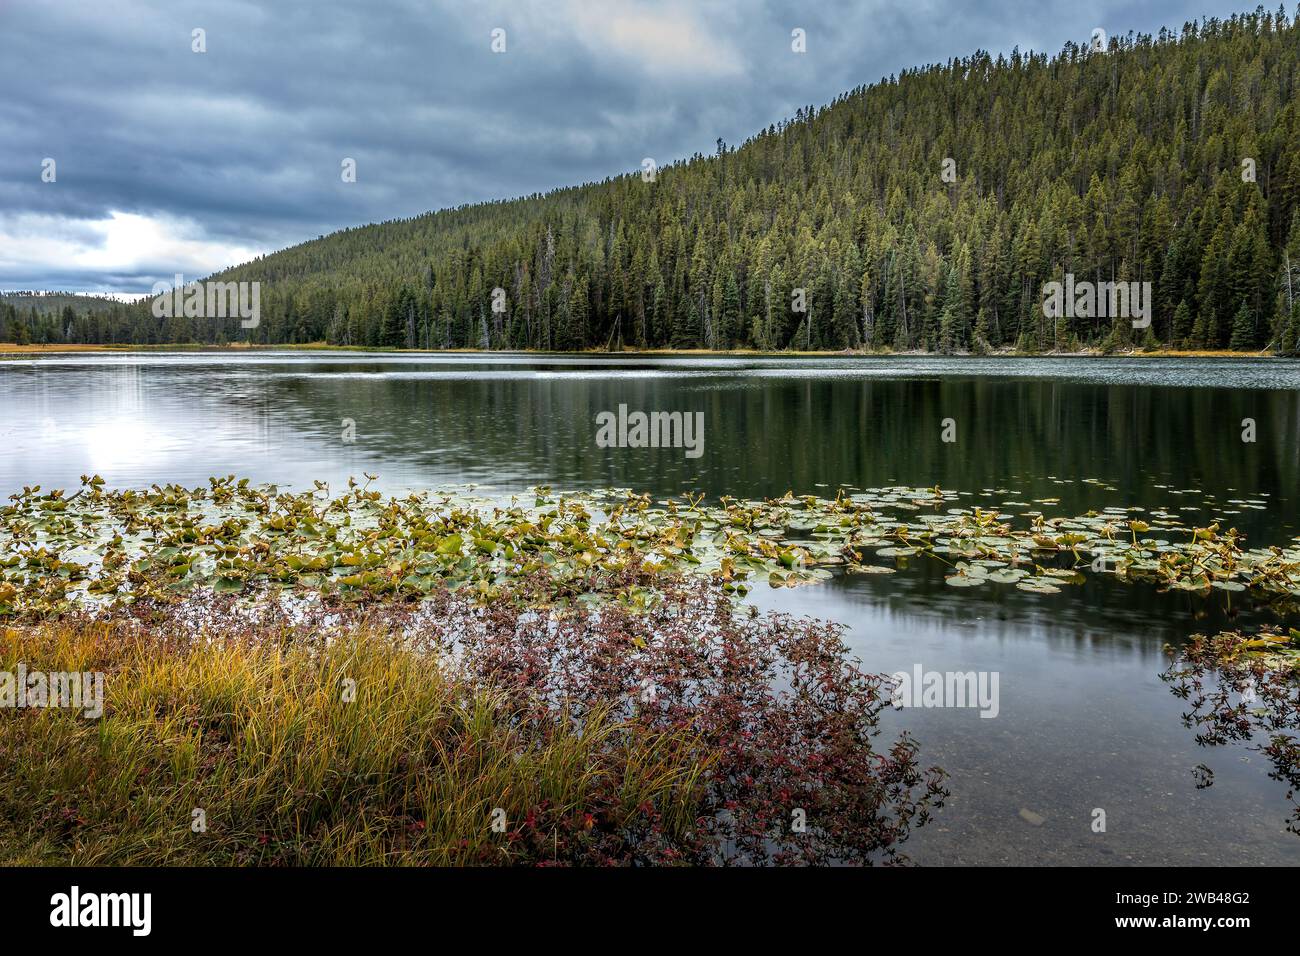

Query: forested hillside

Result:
[6,7,1300,353]
[0,293,130,344]
[0,292,125,314]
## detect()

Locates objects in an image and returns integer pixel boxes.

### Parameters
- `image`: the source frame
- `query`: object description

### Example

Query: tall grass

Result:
[0,617,707,865]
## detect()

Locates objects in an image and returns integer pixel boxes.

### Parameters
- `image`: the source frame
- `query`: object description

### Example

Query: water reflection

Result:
[2,354,1297,535]
[1161,632,1300,838]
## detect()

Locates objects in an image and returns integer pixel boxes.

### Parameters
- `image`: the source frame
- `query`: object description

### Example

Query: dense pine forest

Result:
[6,7,1300,354]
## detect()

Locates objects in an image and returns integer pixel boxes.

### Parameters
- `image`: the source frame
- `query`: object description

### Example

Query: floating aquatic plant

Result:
[2,474,1299,620]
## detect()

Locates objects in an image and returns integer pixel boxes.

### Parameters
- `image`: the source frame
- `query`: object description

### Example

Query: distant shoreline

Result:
[0,341,1285,359]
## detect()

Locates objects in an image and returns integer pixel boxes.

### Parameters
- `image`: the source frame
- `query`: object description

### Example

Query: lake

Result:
[3,350,1299,865]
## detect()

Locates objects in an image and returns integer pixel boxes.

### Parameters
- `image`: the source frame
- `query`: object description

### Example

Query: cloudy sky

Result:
[0,0,1247,293]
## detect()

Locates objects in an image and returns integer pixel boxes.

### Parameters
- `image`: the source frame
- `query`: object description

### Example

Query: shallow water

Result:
[2,350,1299,864]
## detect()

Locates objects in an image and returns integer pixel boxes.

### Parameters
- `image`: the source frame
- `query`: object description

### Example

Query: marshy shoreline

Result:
[0,583,946,866]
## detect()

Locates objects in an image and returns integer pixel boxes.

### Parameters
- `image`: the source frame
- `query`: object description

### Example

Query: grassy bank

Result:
[0,585,946,866]
[0,616,703,865]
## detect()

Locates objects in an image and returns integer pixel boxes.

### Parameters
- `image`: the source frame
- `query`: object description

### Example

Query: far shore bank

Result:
[0,341,1287,359]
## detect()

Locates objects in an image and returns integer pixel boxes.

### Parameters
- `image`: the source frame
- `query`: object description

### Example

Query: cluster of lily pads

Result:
[2,473,1299,619]
[1169,626,1300,668]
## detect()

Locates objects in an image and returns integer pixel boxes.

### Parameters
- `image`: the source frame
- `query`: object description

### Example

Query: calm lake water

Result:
[3,350,1300,865]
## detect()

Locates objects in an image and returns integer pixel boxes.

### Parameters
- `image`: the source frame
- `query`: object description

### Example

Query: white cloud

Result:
[563,0,744,77]
[0,211,266,290]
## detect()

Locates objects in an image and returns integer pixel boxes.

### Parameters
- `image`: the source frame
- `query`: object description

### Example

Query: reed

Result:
[0,615,707,865]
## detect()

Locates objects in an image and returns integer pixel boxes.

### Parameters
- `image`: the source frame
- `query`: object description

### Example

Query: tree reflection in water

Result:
[1162,628,1300,834]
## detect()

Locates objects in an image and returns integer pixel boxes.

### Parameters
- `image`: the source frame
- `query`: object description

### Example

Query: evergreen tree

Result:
[1229,299,1256,350]
[1171,301,1193,347]
[720,273,742,348]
